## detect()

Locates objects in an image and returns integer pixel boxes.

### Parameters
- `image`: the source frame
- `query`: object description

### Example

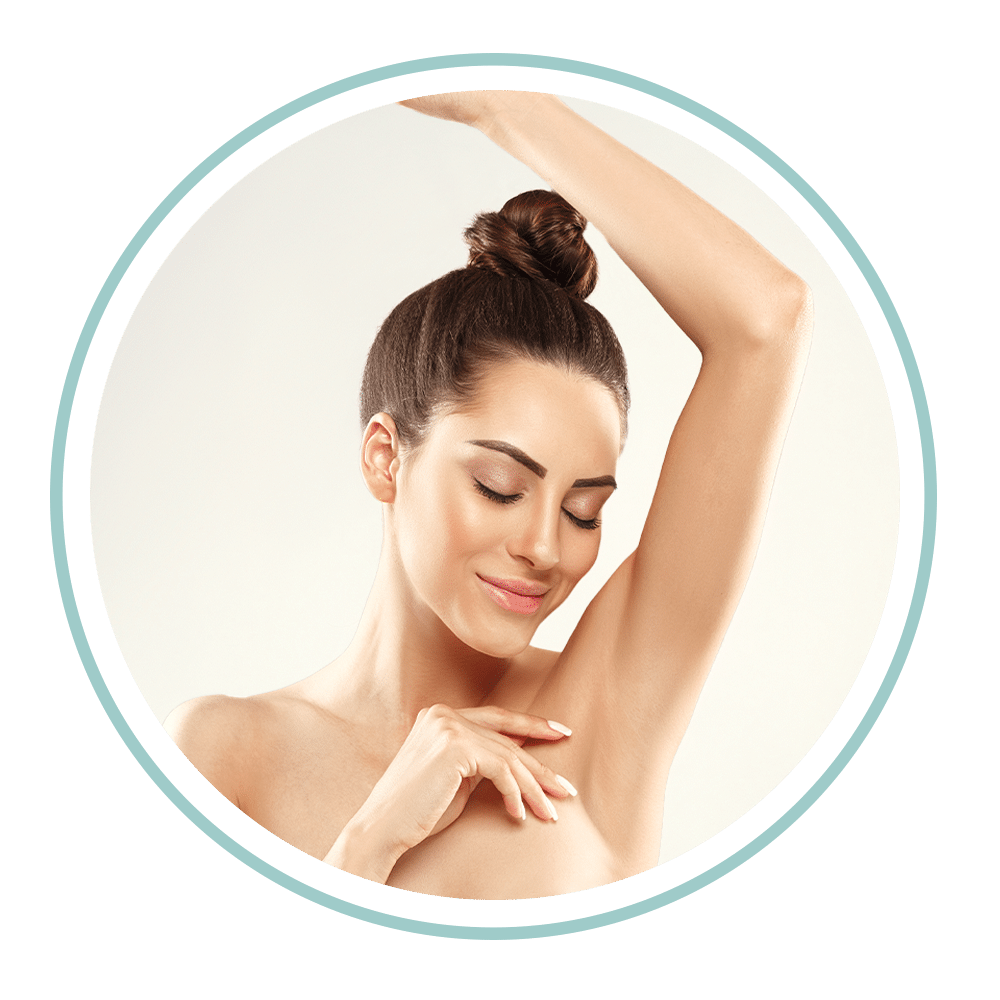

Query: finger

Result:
[471,752,527,822]
[457,706,572,741]
[464,727,574,801]
[472,745,559,822]
[476,750,557,822]
[509,744,577,803]
[504,751,560,822]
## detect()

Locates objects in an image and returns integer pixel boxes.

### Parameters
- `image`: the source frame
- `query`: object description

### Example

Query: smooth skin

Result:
[166,92,813,899]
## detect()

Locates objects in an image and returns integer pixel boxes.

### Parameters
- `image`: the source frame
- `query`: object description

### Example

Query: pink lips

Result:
[477,575,549,615]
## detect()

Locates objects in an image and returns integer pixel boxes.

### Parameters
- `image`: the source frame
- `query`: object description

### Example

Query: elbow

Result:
[784,275,814,339]
[753,273,813,349]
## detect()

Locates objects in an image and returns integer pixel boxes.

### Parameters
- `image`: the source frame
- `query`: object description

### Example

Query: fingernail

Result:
[546,796,558,821]
[519,799,526,821]
[547,720,572,736]
[556,774,578,797]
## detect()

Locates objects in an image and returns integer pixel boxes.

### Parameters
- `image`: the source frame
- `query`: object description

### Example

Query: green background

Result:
[3,2,996,997]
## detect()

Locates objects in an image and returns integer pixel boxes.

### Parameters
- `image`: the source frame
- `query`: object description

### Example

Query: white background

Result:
[92,99,898,860]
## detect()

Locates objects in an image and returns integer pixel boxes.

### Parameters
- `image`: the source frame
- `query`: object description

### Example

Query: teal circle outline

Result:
[50,54,936,939]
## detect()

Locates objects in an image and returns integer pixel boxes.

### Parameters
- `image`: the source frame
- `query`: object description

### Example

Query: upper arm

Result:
[619,291,813,701]
[530,283,812,817]
[164,695,248,807]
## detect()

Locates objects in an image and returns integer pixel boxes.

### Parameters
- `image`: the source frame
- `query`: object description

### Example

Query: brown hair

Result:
[359,190,629,447]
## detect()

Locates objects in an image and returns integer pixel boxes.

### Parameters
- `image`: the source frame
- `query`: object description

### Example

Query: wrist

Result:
[476,92,566,143]
[324,811,407,883]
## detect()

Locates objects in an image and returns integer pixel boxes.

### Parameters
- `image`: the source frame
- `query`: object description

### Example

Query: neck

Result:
[323,543,510,730]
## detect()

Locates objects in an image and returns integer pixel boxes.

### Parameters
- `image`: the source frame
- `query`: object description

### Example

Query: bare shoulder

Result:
[163,694,255,758]
[164,695,250,804]
[164,692,289,805]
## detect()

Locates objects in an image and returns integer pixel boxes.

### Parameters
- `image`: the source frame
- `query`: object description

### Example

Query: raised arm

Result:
[404,92,812,856]
[406,93,809,355]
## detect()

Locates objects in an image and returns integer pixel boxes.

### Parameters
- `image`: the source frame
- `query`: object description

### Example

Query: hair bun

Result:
[464,190,598,299]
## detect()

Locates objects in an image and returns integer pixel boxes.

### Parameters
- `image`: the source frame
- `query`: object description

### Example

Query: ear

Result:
[360,413,402,503]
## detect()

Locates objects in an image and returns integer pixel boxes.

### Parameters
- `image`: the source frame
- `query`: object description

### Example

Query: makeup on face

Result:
[476,574,549,615]
[464,439,617,532]
[466,453,527,502]
[388,359,623,656]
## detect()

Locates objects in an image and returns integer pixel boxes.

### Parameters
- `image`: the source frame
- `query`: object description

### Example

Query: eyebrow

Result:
[570,475,617,490]
[467,440,617,491]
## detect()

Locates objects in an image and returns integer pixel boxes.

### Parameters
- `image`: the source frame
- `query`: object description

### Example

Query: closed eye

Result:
[475,478,602,529]
[473,479,523,505]
[563,510,601,531]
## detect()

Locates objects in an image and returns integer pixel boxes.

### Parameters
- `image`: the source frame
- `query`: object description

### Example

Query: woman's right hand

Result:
[398,91,557,133]
[324,704,574,882]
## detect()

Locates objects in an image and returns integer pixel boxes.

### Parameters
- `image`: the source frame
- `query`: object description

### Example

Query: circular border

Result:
[50,53,936,939]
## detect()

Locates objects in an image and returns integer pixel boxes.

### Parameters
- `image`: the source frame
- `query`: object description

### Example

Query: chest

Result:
[242,726,386,860]
[385,781,623,899]
[239,722,629,898]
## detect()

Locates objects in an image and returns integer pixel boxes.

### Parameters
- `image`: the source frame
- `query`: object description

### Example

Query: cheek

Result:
[406,480,502,576]
[562,528,602,584]
[439,488,484,550]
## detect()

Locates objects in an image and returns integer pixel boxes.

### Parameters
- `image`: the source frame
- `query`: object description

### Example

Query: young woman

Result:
[166,91,813,899]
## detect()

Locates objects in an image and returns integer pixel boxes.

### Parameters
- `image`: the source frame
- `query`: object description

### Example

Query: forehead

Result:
[430,358,623,474]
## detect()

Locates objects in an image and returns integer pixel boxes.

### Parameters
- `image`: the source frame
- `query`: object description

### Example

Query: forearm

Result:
[475,93,809,353]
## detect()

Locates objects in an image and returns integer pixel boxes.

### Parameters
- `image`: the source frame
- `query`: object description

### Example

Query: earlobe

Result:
[360,413,401,503]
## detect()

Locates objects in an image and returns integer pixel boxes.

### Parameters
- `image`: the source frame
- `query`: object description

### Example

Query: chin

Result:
[456,595,569,659]
[453,618,538,660]
[440,588,569,659]
[467,631,535,660]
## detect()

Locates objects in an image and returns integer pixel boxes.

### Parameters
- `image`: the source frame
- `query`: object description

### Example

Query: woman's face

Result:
[390,357,623,658]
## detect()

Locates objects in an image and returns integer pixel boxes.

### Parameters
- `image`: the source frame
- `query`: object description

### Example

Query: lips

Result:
[477,575,549,615]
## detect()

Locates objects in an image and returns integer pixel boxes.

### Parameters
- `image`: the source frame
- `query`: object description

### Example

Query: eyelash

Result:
[473,480,601,531]
[473,480,522,505]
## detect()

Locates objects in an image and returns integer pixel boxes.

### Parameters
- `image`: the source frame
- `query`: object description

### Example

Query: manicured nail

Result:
[518,798,526,821]
[547,720,572,736]
[556,774,578,797]
[546,796,559,821]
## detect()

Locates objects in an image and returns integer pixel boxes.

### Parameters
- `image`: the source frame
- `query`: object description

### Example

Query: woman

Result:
[166,91,812,899]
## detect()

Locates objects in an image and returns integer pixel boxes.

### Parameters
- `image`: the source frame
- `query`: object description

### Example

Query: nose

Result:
[509,506,560,572]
